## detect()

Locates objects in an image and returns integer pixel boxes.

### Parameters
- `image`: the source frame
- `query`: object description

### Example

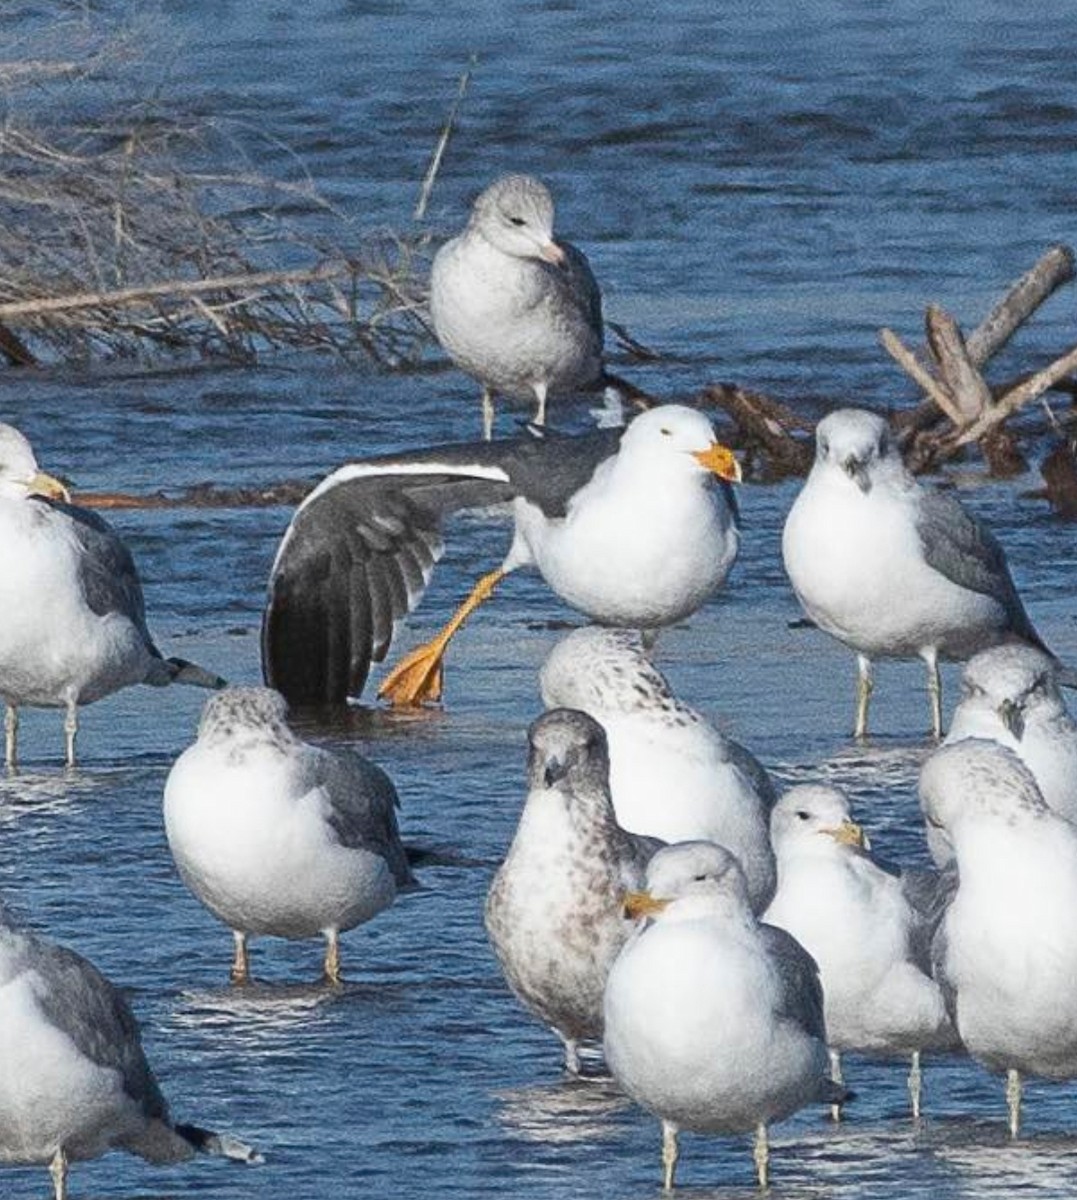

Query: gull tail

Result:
[174,1123,263,1164]
[166,657,227,690]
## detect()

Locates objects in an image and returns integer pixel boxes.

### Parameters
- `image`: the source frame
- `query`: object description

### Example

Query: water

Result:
[3,1,1077,1195]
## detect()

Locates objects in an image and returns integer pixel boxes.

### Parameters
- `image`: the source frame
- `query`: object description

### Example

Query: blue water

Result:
[3,1,1077,1196]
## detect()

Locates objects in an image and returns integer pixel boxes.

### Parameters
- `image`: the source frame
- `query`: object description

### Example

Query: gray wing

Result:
[18,928,169,1122]
[318,747,414,887]
[617,829,665,888]
[39,499,156,646]
[724,739,778,810]
[915,489,1043,645]
[260,425,622,708]
[929,909,959,1026]
[759,923,828,1041]
[560,241,604,339]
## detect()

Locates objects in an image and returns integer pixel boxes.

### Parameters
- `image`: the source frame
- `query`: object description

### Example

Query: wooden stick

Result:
[0,263,350,321]
[924,304,992,422]
[878,326,964,424]
[414,60,476,222]
[953,341,1077,446]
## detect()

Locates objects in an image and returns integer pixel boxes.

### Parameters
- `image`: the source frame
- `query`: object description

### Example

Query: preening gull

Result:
[0,423,224,768]
[430,174,607,439]
[945,643,1077,823]
[0,901,259,1199]
[484,708,660,1075]
[763,785,956,1119]
[262,404,740,709]
[164,687,413,984]
[921,738,1077,1136]
[782,408,1048,738]
[603,841,843,1190]
[539,625,776,911]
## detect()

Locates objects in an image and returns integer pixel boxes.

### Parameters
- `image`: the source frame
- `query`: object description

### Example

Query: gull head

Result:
[619,404,742,482]
[197,685,296,749]
[770,784,869,858]
[470,174,565,266]
[0,423,70,502]
[527,707,612,803]
[539,626,672,716]
[625,840,750,923]
[954,644,1067,742]
[813,408,897,494]
[919,738,1049,858]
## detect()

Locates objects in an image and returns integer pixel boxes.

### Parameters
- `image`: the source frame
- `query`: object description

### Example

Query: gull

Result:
[603,841,842,1190]
[262,404,741,709]
[163,686,413,984]
[782,407,1048,739]
[430,174,608,439]
[921,738,1077,1137]
[484,708,660,1075]
[0,901,259,1199]
[0,423,224,768]
[539,625,777,910]
[763,784,956,1120]
[945,644,1077,824]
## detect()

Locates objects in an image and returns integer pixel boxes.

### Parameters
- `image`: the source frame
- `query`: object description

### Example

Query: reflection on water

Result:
[494,1077,630,1145]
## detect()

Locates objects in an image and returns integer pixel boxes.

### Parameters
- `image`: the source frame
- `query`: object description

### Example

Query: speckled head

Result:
[196,686,295,747]
[919,738,1049,834]
[527,707,611,802]
[469,174,561,263]
[958,644,1065,734]
[539,625,677,716]
[813,408,897,493]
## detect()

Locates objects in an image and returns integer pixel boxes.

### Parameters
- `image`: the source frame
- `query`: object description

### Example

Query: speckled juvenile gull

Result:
[0,423,224,769]
[945,644,1077,824]
[484,708,660,1075]
[763,785,957,1119]
[0,901,259,1199]
[921,738,1077,1136]
[603,842,843,1190]
[782,408,1048,739]
[164,686,413,984]
[540,625,776,911]
[430,174,607,439]
[263,404,741,709]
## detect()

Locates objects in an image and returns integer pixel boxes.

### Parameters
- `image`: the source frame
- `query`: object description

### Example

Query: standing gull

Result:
[262,404,741,709]
[0,901,259,1199]
[485,708,660,1074]
[540,625,777,911]
[0,423,223,768]
[921,738,1077,1136]
[782,407,1048,738]
[763,785,956,1119]
[603,841,842,1190]
[945,643,1077,823]
[430,174,608,439]
[164,687,413,984]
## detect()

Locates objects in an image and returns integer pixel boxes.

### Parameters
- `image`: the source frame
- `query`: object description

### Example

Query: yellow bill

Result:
[693,442,742,483]
[623,890,670,919]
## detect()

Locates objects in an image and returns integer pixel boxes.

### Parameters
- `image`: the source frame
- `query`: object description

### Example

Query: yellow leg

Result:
[230,930,250,985]
[661,1120,679,1191]
[377,567,506,707]
[49,1147,68,1200]
[323,929,342,985]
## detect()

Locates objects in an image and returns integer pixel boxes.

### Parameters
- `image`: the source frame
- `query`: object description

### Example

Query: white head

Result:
[952,644,1067,741]
[469,174,566,265]
[626,840,751,925]
[539,625,678,717]
[919,738,1049,866]
[812,408,900,494]
[618,405,742,483]
[769,784,869,860]
[0,424,69,502]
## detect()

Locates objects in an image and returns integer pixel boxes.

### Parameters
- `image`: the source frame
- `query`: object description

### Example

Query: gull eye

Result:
[508,216,526,227]
[660,427,672,437]
[796,811,811,821]
[693,874,707,882]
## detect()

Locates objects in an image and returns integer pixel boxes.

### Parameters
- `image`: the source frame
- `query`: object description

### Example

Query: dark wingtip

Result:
[174,1123,263,1164]
[167,658,228,690]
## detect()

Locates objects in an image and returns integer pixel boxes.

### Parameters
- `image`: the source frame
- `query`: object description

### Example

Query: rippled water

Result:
[4,2,1077,1196]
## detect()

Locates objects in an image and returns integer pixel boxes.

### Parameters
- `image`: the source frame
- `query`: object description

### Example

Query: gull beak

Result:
[538,239,567,267]
[542,756,566,787]
[27,470,71,503]
[623,890,670,919]
[693,442,743,483]
[998,698,1025,741]
[825,819,870,850]
[842,456,871,494]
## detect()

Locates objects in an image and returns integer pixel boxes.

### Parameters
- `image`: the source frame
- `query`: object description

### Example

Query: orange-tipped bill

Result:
[623,890,670,919]
[538,239,567,267]
[27,470,71,503]
[693,442,742,483]
[825,820,870,850]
